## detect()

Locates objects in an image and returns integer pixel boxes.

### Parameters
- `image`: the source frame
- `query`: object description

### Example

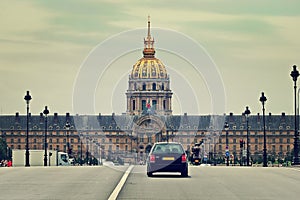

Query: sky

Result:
[1,0,300,116]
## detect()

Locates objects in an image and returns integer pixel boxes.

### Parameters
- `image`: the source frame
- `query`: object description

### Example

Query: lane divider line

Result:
[107,165,134,200]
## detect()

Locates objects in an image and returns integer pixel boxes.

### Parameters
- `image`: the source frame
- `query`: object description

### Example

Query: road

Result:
[0,165,300,200]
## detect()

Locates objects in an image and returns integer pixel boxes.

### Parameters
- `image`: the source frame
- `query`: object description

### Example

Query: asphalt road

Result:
[1,165,300,200]
[119,166,300,200]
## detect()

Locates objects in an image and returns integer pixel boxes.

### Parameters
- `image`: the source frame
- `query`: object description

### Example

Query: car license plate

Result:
[195,160,199,162]
[163,157,174,161]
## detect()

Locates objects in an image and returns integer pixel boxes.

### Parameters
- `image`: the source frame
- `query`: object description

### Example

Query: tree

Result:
[0,138,8,160]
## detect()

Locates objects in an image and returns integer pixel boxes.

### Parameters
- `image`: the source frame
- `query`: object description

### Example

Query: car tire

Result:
[147,172,153,177]
[181,168,188,177]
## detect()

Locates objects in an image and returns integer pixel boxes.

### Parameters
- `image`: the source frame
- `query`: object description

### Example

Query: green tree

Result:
[0,138,8,160]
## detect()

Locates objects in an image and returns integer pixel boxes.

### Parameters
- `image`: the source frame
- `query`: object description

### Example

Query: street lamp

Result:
[259,92,268,167]
[86,136,89,165]
[24,91,32,167]
[290,65,300,165]
[65,121,70,155]
[224,122,229,166]
[244,106,251,166]
[43,106,49,166]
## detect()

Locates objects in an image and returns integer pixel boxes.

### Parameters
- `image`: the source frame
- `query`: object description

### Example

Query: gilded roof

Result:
[131,57,167,79]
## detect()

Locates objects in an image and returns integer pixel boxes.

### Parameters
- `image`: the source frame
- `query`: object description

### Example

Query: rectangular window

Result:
[163,100,166,110]
[152,100,157,110]
[133,100,136,110]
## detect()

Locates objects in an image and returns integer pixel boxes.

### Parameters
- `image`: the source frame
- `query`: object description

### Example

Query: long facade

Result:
[0,112,296,164]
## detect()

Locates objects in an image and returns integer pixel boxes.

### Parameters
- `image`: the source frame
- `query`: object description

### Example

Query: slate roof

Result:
[0,112,294,132]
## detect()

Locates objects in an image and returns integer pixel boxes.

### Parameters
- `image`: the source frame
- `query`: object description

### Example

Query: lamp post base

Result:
[25,150,30,167]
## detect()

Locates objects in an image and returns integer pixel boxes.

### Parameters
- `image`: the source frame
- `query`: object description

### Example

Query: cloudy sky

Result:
[1,0,299,116]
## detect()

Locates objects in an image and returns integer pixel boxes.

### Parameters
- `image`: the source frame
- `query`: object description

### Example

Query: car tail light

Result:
[181,154,187,163]
[150,154,155,163]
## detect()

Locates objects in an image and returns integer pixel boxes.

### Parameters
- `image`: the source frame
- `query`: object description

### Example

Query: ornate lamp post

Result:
[43,106,49,166]
[224,122,229,166]
[259,92,268,167]
[290,65,300,165]
[24,91,32,167]
[65,121,70,155]
[244,106,251,166]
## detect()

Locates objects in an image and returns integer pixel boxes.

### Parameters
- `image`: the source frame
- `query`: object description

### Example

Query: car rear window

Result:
[152,144,184,154]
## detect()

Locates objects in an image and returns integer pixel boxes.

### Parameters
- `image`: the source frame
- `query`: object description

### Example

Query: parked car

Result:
[146,142,188,177]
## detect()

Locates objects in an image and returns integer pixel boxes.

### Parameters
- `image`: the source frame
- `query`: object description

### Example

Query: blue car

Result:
[146,142,188,177]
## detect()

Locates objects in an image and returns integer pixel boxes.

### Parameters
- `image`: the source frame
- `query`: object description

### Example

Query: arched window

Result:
[152,83,156,90]
[142,83,146,91]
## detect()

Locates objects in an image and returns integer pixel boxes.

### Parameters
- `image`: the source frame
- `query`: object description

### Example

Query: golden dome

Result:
[131,57,167,79]
[130,16,168,79]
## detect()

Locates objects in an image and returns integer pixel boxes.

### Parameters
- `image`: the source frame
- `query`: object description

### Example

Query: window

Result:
[11,138,14,143]
[152,83,156,90]
[163,100,166,110]
[161,83,164,90]
[255,145,258,151]
[142,83,146,91]
[152,100,157,110]
[133,100,136,110]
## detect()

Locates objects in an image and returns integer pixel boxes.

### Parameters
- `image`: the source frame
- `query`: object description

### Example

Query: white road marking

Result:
[107,165,134,200]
